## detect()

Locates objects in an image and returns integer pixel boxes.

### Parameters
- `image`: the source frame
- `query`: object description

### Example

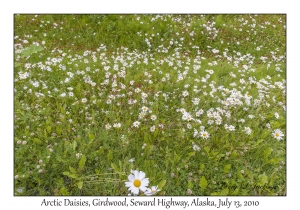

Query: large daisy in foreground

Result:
[125,170,149,195]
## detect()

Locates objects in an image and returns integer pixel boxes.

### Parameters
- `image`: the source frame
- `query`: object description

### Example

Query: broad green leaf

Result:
[232,188,239,195]
[260,130,269,139]
[188,181,193,190]
[46,126,51,134]
[77,181,83,189]
[188,152,195,157]
[56,126,62,135]
[63,171,77,179]
[204,146,210,154]
[200,163,205,171]
[72,140,77,151]
[63,171,70,176]
[118,160,123,170]
[144,134,148,142]
[264,147,272,160]
[78,155,86,171]
[107,150,113,161]
[257,173,268,186]
[154,128,159,138]
[199,176,208,191]
[20,44,43,58]
[59,187,69,196]
[224,164,231,173]
[89,133,95,140]
[220,188,229,195]
[111,163,119,172]
[158,180,166,190]
[33,138,42,144]
[69,166,76,174]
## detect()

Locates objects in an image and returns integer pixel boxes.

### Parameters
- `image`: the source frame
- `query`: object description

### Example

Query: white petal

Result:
[134,170,139,178]
[138,171,146,180]
[141,178,149,187]
[139,185,148,192]
[128,174,135,182]
[132,186,139,195]
[125,182,133,187]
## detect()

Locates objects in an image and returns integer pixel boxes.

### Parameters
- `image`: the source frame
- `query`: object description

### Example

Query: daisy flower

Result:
[141,106,148,113]
[272,129,284,140]
[150,125,156,132]
[128,158,135,163]
[192,143,200,151]
[75,153,82,158]
[113,123,121,128]
[193,128,199,137]
[144,186,160,196]
[243,127,252,135]
[200,130,210,139]
[125,170,149,195]
[150,115,157,121]
[132,121,140,128]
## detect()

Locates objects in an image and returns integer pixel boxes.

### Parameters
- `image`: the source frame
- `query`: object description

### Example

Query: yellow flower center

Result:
[133,179,141,187]
[203,133,207,136]
[276,133,279,137]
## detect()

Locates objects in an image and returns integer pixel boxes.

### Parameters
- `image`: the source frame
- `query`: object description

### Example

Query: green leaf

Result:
[56,126,62,135]
[59,187,69,196]
[204,146,210,154]
[264,147,272,161]
[20,44,43,58]
[89,133,95,140]
[199,176,208,191]
[46,126,51,133]
[200,163,205,171]
[78,155,86,171]
[63,171,77,179]
[220,188,229,195]
[257,173,268,186]
[69,166,76,174]
[188,152,195,157]
[72,140,77,151]
[107,150,113,161]
[224,164,231,173]
[232,188,239,195]
[188,181,193,190]
[144,134,148,142]
[158,180,166,190]
[154,128,159,138]
[260,130,269,139]
[33,138,42,144]
[111,163,119,172]
[63,171,70,176]
[77,181,83,189]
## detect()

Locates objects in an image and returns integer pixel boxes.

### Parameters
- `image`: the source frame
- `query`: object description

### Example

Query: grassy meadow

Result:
[14,14,286,196]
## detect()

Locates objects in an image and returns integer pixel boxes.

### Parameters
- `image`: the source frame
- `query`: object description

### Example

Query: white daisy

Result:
[133,121,140,128]
[243,127,252,135]
[125,170,149,195]
[144,186,160,196]
[193,128,199,138]
[272,129,284,141]
[200,130,210,139]
[150,115,157,121]
[150,125,156,132]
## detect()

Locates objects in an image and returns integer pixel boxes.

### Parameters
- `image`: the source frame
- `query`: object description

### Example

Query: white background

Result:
[1,1,299,209]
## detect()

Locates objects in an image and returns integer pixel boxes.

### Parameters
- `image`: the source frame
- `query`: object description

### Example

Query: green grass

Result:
[14,14,286,196]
